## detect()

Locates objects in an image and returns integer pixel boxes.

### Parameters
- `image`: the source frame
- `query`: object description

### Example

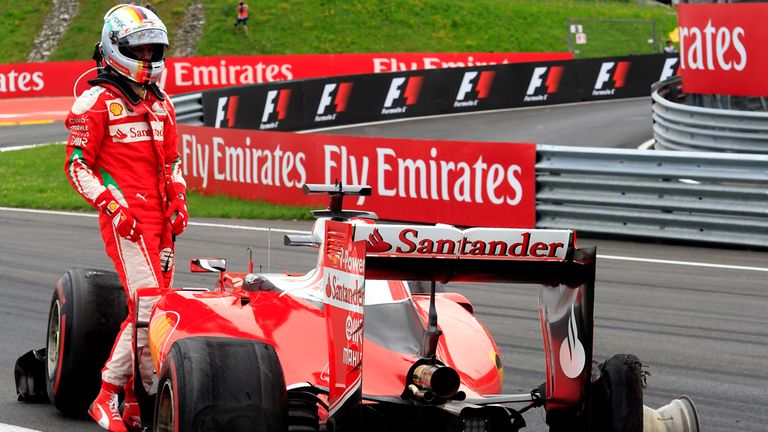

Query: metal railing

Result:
[535,145,768,248]
[652,77,768,153]
[172,92,204,126]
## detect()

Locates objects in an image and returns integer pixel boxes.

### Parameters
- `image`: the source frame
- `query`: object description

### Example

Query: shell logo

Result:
[148,311,179,371]
[109,102,124,117]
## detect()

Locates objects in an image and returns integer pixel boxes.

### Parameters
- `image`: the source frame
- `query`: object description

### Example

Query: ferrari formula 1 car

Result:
[16,184,700,432]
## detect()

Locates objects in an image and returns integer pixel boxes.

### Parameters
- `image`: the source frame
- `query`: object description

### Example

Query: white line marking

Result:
[2,207,765,273]
[0,207,97,218]
[638,139,655,150]
[0,111,67,119]
[299,97,650,134]
[192,221,309,235]
[0,423,42,432]
[0,207,306,234]
[0,143,62,152]
[598,254,768,273]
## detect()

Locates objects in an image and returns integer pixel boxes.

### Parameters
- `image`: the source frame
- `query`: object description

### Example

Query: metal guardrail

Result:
[652,77,768,153]
[535,145,768,248]
[172,92,203,126]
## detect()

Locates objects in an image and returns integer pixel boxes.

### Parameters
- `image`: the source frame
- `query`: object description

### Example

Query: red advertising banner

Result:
[0,60,94,99]
[0,52,571,99]
[177,124,537,228]
[322,220,366,417]
[677,3,768,96]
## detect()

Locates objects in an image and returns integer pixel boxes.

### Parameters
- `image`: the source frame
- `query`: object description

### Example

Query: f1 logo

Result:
[384,76,423,108]
[456,71,495,101]
[317,82,354,115]
[526,66,564,95]
[595,61,630,90]
[262,89,292,123]
[214,96,239,128]
[659,57,679,81]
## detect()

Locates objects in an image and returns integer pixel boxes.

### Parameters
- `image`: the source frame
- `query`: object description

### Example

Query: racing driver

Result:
[63,4,188,431]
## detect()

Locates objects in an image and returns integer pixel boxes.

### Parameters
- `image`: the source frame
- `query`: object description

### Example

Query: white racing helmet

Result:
[100,4,169,85]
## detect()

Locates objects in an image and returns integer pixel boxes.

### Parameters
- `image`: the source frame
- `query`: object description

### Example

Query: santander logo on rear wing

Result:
[352,224,573,261]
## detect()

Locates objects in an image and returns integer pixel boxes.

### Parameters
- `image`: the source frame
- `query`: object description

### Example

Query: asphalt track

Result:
[1,99,767,431]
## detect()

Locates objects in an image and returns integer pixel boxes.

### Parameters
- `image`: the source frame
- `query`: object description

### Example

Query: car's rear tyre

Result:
[154,337,288,432]
[45,268,126,416]
[549,354,645,432]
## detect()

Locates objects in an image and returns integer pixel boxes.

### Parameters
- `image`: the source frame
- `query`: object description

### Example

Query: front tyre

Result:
[154,337,287,432]
[45,268,126,416]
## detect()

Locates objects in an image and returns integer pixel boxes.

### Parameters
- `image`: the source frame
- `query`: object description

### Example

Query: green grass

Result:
[0,144,313,220]
[49,0,195,61]
[0,2,53,63]
[0,0,678,63]
[191,0,677,57]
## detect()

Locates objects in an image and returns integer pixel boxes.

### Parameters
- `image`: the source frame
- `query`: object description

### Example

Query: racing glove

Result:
[165,182,188,236]
[96,189,143,242]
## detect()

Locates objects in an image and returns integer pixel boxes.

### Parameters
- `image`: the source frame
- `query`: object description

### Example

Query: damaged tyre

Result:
[45,268,126,416]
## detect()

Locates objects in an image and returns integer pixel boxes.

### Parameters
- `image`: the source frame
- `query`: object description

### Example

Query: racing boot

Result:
[88,382,128,432]
[122,378,142,430]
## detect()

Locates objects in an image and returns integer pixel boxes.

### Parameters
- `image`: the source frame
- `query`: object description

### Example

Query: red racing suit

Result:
[64,81,185,391]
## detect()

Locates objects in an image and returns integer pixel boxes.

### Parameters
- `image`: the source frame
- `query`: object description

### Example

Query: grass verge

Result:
[0,2,53,63]
[2,0,678,63]
[196,0,678,57]
[49,0,195,62]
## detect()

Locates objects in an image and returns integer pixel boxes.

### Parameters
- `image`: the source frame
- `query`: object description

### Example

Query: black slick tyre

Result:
[154,337,288,432]
[45,268,126,416]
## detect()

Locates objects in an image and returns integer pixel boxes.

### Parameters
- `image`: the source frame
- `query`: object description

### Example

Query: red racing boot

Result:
[122,378,142,430]
[88,382,128,432]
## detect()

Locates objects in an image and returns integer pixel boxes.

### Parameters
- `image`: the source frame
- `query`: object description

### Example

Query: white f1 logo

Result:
[262,90,278,123]
[317,84,337,115]
[527,67,548,95]
[660,57,678,81]
[595,62,615,90]
[215,97,227,128]
[456,71,478,101]
[384,77,406,108]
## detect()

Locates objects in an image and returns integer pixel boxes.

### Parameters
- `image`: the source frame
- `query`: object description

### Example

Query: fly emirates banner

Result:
[0,52,570,99]
[177,124,537,228]
[677,3,768,97]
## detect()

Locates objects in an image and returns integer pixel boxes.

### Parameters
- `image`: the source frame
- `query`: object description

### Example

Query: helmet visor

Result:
[118,28,169,47]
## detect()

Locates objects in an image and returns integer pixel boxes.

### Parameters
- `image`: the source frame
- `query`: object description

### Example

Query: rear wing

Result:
[344,222,596,424]
[304,184,595,426]
[351,224,592,287]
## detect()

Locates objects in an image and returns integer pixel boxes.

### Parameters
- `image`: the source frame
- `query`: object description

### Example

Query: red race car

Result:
[17,184,699,432]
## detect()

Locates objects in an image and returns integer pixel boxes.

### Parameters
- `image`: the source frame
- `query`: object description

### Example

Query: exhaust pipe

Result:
[412,364,461,399]
[643,396,700,432]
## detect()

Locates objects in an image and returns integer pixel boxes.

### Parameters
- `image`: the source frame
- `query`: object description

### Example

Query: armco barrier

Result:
[172,92,203,126]
[536,146,768,248]
[652,76,768,154]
